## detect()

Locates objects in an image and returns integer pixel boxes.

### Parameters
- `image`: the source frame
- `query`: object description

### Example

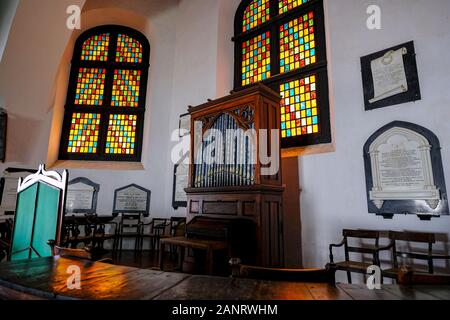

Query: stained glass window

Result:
[235,0,330,148]
[241,31,271,86]
[243,0,270,32]
[74,68,106,106]
[280,75,318,138]
[106,114,137,155]
[116,34,143,64]
[112,70,141,107]
[60,26,149,161]
[67,113,101,154]
[279,0,310,14]
[81,33,110,61]
[280,12,316,73]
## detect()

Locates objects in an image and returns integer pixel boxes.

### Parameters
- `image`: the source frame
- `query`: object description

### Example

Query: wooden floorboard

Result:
[305,283,353,300]
[337,283,403,300]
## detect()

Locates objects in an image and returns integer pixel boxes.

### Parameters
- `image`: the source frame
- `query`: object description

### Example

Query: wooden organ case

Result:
[186,84,285,268]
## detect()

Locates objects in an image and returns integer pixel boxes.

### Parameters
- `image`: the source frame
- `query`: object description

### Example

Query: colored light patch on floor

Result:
[74,68,106,106]
[280,74,319,138]
[242,31,271,86]
[279,11,316,74]
[116,34,143,64]
[112,70,141,107]
[279,0,310,14]
[81,33,110,61]
[67,113,101,154]
[106,114,137,155]
[243,0,270,32]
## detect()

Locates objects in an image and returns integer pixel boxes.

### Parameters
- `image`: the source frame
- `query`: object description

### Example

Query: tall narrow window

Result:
[234,0,330,149]
[59,25,150,162]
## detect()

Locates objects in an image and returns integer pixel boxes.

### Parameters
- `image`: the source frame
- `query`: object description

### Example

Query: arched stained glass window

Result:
[59,25,150,161]
[234,0,330,149]
[243,0,270,32]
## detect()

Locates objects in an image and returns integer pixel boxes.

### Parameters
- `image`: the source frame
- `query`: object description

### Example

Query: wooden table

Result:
[0,256,449,300]
[159,236,228,275]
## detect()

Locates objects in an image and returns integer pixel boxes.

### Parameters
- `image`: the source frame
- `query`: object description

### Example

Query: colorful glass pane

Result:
[105,114,137,155]
[279,11,316,74]
[74,68,106,106]
[81,33,110,61]
[279,0,310,14]
[116,34,143,64]
[67,113,101,154]
[241,31,271,86]
[243,0,270,32]
[280,74,319,138]
[112,70,141,107]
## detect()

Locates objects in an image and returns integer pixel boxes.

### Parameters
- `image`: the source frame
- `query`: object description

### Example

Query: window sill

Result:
[49,160,145,171]
[281,142,335,158]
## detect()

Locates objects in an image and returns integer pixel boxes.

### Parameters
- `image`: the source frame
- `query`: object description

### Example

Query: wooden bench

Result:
[159,236,228,275]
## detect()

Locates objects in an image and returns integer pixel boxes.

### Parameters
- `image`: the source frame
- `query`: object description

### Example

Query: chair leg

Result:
[347,271,352,284]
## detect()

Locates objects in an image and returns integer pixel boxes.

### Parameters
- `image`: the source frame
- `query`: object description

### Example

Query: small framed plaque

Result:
[65,177,100,214]
[113,184,151,217]
[0,168,35,218]
[361,41,421,111]
[172,154,189,209]
[364,121,448,220]
[178,113,191,138]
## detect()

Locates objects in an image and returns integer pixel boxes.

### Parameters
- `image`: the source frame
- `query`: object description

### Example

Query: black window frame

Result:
[233,0,331,148]
[59,25,150,162]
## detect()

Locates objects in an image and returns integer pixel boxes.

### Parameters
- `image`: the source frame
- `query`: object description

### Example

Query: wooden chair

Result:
[86,214,118,254]
[328,229,381,283]
[375,231,450,281]
[62,216,94,249]
[167,217,186,255]
[116,213,142,257]
[230,259,336,285]
[9,165,68,261]
[139,218,170,252]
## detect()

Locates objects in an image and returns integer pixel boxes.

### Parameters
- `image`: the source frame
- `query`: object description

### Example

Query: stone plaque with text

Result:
[364,121,448,219]
[66,178,99,214]
[113,184,150,216]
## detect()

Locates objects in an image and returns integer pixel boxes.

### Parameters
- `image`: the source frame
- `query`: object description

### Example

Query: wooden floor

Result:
[112,250,178,270]
[0,256,449,300]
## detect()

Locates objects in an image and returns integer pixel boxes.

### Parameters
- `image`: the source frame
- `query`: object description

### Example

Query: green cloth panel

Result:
[11,183,38,261]
[11,182,61,261]
[31,182,60,258]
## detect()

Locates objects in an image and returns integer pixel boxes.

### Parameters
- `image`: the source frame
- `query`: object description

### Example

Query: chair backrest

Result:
[389,231,436,272]
[342,229,380,258]
[119,213,142,233]
[10,165,68,261]
[235,264,336,284]
[170,217,186,236]
[151,218,168,234]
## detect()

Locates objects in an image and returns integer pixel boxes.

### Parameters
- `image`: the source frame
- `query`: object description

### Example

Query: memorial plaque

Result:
[364,121,448,219]
[66,177,99,214]
[172,154,189,209]
[0,168,35,218]
[113,184,150,216]
[361,41,421,111]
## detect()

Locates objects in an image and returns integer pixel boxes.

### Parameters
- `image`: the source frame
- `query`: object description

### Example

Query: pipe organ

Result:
[186,84,285,268]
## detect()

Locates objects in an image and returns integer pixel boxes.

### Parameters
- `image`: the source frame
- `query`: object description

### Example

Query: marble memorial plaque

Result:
[114,184,150,214]
[66,183,94,212]
[368,126,440,210]
[66,178,99,213]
